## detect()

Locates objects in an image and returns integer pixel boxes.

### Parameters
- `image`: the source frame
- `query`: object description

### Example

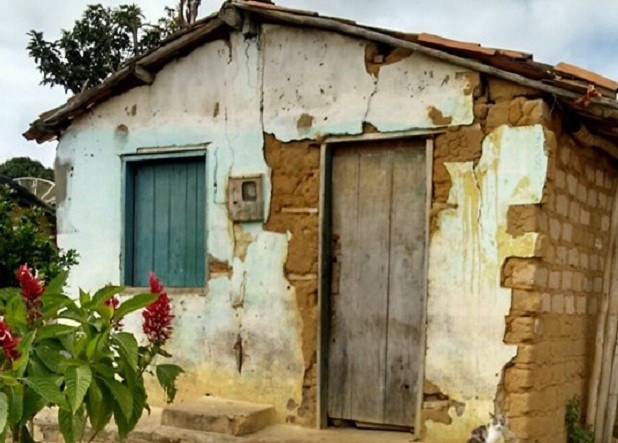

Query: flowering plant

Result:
[0,266,183,443]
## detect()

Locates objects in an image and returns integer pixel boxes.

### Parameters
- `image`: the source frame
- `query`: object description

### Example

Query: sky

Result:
[1,0,617,168]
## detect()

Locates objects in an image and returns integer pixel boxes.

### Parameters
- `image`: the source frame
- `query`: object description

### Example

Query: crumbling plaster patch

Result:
[425,125,547,442]
[261,25,474,142]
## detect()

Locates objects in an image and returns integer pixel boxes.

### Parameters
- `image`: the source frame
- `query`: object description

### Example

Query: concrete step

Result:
[161,396,276,436]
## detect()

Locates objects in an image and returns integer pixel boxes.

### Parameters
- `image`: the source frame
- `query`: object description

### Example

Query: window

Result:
[125,155,206,287]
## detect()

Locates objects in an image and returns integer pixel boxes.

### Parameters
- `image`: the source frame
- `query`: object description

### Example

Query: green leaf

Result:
[157,348,172,358]
[112,380,146,440]
[35,324,74,342]
[26,376,66,406]
[91,285,124,307]
[65,365,92,412]
[58,308,88,324]
[85,329,110,361]
[92,305,114,321]
[113,293,157,321]
[156,364,184,404]
[0,288,19,303]
[0,375,18,387]
[44,271,68,294]
[58,406,85,443]
[78,289,91,307]
[100,377,133,420]
[40,294,73,319]
[7,384,23,426]
[21,386,45,424]
[4,296,27,329]
[0,392,8,433]
[35,346,70,374]
[12,332,36,376]
[85,379,112,433]
[113,333,139,371]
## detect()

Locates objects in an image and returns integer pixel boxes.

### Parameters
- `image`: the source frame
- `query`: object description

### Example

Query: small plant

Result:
[566,396,594,443]
[0,266,183,442]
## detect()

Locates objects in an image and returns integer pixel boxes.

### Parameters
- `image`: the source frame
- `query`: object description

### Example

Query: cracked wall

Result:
[261,25,474,142]
[55,23,478,427]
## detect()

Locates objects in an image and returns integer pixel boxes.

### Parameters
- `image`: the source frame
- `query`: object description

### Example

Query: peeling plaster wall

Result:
[55,23,477,424]
[261,25,474,141]
[426,125,548,441]
[55,32,305,418]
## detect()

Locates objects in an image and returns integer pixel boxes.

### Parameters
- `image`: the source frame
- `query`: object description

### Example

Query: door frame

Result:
[316,131,436,436]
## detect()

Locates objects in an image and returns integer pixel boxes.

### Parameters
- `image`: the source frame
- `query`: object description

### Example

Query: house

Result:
[24,1,618,441]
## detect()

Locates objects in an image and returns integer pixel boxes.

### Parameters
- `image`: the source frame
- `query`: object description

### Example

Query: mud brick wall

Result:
[428,76,618,441]
[425,77,547,431]
[263,134,320,425]
[500,106,617,440]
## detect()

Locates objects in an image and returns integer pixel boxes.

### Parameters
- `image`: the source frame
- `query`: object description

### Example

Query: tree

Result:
[27,2,201,94]
[0,157,54,181]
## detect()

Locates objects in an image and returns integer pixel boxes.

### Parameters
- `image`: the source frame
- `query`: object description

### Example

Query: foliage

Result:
[0,186,77,288]
[0,158,53,182]
[0,267,183,442]
[27,4,182,94]
[566,396,594,443]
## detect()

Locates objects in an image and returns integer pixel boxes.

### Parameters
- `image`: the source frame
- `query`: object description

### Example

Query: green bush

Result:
[0,185,77,287]
[0,267,183,442]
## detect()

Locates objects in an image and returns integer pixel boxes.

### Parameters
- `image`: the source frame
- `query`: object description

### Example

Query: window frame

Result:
[121,150,208,289]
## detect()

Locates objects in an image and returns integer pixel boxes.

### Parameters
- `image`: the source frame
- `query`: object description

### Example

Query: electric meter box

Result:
[228,175,264,222]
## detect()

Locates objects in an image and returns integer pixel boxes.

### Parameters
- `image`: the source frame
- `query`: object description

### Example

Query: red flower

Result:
[142,272,173,346]
[105,295,120,310]
[105,295,123,329]
[0,318,21,363]
[16,264,44,321]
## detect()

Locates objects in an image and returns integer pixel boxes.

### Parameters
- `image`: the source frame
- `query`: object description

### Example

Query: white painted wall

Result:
[55,24,478,422]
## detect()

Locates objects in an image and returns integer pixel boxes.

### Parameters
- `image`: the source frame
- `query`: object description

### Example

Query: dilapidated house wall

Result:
[54,23,476,427]
[500,103,617,442]
[422,76,618,442]
[48,16,618,442]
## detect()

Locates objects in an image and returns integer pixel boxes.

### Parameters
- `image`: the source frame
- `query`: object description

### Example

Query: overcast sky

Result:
[1,0,617,168]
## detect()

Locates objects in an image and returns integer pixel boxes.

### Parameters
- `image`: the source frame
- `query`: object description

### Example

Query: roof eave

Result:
[24,1,618,148]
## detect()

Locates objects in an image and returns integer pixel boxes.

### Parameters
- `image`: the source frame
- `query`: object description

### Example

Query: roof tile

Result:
[417,33,496,56]
[555,62,618,92]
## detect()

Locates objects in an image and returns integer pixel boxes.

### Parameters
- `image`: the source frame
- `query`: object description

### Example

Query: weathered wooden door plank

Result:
[383,144,426,426]
[328,147,360,418]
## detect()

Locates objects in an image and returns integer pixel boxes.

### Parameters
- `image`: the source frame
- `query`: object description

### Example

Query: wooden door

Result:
[327,139,427,429]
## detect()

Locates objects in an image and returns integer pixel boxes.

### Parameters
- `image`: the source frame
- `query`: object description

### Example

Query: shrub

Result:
[0,185,77,288]
[0,266,183,442]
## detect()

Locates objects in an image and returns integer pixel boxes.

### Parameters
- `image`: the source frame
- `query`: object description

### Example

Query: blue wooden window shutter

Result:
[127,157,206,287]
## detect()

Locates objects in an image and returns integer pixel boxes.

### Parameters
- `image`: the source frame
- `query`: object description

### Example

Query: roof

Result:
[24,0,618,146]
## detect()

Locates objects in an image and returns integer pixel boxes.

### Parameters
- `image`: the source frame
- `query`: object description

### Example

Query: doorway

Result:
[319,136,430,432]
